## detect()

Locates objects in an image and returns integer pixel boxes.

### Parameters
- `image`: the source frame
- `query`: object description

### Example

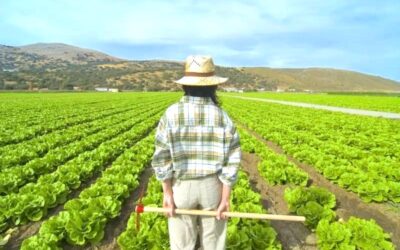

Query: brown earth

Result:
[241,152,317,250]
[240,125,400,248]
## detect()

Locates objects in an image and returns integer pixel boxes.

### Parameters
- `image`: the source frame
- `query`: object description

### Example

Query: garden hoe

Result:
[134,190,306,231]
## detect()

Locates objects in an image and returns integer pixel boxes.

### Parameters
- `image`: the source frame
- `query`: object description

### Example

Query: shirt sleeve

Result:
[151,114,173,181]
[218,125,241,187]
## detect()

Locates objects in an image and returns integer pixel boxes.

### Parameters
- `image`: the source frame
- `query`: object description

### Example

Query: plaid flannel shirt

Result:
[151,96,241,186]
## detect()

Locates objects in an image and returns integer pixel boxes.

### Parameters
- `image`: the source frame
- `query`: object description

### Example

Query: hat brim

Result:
[174,76,228,86]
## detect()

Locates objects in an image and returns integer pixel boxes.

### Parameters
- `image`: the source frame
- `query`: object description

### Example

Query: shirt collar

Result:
[180,95,215,105]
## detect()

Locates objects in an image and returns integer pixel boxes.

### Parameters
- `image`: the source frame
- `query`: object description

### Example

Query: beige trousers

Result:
[168,174,227,250]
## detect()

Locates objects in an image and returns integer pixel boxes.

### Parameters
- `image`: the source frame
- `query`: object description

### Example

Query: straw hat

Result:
[174,55,228,86]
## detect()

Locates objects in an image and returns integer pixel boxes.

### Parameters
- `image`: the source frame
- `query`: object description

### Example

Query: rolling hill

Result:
[18,43,121,63]
[1,43,399,92]
[243,67,400,92]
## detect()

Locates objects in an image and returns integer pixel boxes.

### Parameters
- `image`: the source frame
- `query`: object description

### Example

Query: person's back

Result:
[152,55,241,250]
[154,95,239,183]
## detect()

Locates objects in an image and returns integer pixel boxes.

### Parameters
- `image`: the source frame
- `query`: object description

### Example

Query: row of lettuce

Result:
[1,97,133,147]
[117,124,395,250]
[0,97,170,169]
[20,131,156,249]
[239,127,308,187]
[285,186,394,250]
[3,91,395,249]
[0,92,180,146]
[223,96,400,203]
[238,123,395,249]
[0,102,167,195]
[21,129,283,249]
[0,96,179,238]
[20,108,395,249]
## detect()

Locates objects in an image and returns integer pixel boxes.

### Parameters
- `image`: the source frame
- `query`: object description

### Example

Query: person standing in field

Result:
[151,55,241,250]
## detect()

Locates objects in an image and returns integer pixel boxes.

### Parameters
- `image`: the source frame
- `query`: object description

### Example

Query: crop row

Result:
[284,186,395,249]
[21,132,156,249]
[117,175,168,249]
[0,97,174,169]
[0,108,133,169]
[1,96,122,131]
[238,126,308,186]
[236,117,395,248]
[0,104,133,147]
[0,103,168,195]
[227,171,281,249]
[0,93,170,129]
[223,97,400,203]
[0,113,161,233]
[0,93,179,146]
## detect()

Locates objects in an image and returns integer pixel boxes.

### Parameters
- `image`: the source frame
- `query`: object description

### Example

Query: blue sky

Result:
[1,0,399,81]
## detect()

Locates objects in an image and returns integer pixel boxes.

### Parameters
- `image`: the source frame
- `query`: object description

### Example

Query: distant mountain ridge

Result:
[243,67,400,92]
[0,43,399,92]
[19,43,121,63]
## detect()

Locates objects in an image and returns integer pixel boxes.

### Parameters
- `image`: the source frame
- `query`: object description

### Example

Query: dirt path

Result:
[241,125,400,248]
[227,95,400,119]
[241,152,317,250]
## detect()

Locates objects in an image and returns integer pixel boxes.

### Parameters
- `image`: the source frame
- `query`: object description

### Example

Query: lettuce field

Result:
[0,92,398,250]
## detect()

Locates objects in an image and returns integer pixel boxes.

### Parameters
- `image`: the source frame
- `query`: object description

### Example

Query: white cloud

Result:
[2,0,311,44]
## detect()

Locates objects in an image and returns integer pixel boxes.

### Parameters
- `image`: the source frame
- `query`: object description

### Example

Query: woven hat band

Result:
[184,72,215,77]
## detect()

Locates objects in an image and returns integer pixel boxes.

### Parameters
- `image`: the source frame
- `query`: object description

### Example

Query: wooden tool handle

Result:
[137,206,305,222]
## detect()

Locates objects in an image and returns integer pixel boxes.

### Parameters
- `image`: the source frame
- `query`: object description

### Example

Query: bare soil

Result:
[240,125,400,248]
[241,152,317,250]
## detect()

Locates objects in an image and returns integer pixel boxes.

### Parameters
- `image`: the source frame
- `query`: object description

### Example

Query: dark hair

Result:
[182,85,220,106]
